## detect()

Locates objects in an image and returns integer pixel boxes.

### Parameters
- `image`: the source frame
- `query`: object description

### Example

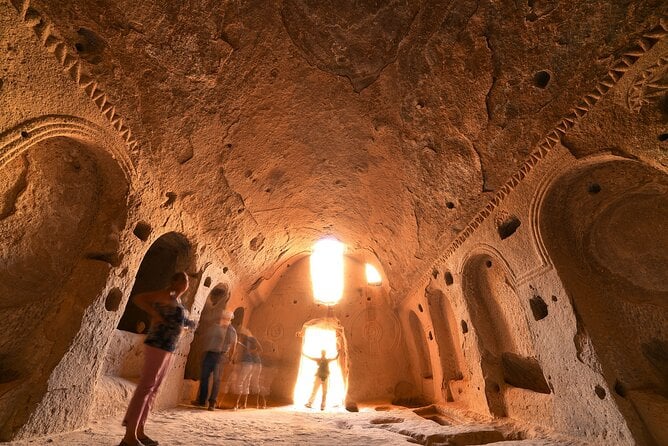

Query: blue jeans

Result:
[197,351,224,404]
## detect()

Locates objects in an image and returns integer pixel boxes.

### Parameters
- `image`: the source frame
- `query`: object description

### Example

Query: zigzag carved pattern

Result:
[9,0,140,153]
[628,54,668,113]
[434,19,667,267]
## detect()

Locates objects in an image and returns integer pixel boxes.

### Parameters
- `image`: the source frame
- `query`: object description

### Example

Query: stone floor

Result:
[6,405,584,446]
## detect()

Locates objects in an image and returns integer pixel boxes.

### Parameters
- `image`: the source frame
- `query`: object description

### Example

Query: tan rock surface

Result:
[1,0,667,444]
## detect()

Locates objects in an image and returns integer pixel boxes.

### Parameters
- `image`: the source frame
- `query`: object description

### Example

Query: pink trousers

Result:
[124,344,173,434]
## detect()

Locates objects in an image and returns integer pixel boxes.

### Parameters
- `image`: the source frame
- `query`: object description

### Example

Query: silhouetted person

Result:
[120,272,195,446]
[303,349,338,411]
[234,330,262,409]
[193,310,237,410]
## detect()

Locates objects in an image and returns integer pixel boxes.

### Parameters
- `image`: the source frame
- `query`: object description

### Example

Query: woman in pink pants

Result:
[119,272,195,446]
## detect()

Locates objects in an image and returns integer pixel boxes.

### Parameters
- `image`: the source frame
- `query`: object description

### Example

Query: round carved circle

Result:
[266,322,284,340]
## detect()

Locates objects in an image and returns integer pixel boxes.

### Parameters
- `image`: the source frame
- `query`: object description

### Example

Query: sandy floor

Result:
[5,405,580,446]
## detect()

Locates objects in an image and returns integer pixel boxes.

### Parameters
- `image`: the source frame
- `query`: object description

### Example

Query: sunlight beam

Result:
[293,326,346,410]
[310,238,345,305]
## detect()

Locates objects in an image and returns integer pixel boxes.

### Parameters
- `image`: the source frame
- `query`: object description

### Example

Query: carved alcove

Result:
[462,252,551,419]
[0,120,130,439]
[540,157,668,445]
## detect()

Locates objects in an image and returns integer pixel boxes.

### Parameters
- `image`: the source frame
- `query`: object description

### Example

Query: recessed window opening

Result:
[365,263,382,285]
[310,238,345,305]
[293,325,346,411]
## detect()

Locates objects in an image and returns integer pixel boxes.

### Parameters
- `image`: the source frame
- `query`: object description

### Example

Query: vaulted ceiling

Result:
[31,0,667,303]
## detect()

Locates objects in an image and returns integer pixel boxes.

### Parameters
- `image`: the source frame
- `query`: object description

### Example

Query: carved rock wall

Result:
[247,256,412,404]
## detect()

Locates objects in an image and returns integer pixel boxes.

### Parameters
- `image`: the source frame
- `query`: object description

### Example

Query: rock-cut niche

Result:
[0,136,128,440]
[540,158,668,446]
[117,232,196,334]
[425,288,464,401]
[407,311,434,404]
[462,254,551,420]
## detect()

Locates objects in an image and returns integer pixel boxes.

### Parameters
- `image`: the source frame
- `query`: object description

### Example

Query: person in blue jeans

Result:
[193,310,237,410]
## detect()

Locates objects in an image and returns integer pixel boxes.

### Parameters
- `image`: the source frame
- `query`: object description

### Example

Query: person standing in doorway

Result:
[303,349,339,411]
[120,272,196,446]
[193,310,237,410]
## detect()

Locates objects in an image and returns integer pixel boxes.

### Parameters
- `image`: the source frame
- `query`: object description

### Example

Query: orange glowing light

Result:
[293,326,346,410]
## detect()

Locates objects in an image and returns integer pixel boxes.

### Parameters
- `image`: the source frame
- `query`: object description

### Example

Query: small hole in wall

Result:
[497,215,521,240]
[461,320,468,333]
[529,295,549,320]
[595,385,606,399]
[418,304,424,312]
[551,295,558,302]
[133,221,152,241]
[293,300,297,304]
[485,260,493,268]
[75,28,106,64]
[20,131,29,138]
[444,271,454,285]
[445,201,455,209]
[533,70,551,89]
[105,288,123,311]
[658,133,668,142]
[162,192,177,208]
[223,267,229,274]
[614,380,627,398]
[588,183,601,194]
[428,331,433,341]
[366,297,371,301]
[203,277,212,287]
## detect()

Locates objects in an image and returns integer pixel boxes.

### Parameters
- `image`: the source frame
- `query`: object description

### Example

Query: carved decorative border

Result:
[8,0,141,155]
[435,21,667,267]
[628,54,668,113]
[0,115,135,181]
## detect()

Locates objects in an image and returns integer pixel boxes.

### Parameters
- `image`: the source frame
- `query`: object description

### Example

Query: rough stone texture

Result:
[1,0,667,444]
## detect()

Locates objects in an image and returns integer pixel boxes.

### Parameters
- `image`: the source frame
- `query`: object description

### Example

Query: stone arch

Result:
[0,133,129,440]
[539,157,668,445]
[424,287,463,401]
[408,310,434,402]
[0,115,134,181]
[232,306,246,330]
[117,232,196,334]
[462,252,550,418]
[292,318,350,409]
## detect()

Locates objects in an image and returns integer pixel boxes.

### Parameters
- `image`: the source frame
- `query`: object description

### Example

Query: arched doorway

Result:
[117,232,195,333]
[232,306,245,330]
[293,318,348,410]
[540,158,668,445]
